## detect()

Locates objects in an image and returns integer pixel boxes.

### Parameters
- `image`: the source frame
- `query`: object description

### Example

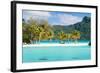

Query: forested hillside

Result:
[53,16,91,40]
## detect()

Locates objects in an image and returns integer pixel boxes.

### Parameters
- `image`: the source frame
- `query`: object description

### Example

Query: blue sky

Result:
[22,10,91,26]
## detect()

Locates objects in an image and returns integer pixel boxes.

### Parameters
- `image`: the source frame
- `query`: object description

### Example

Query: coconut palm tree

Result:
[39,20,54,41]
[47,30,54,41]
[67,34,72,43]
[71,30,80,43]
[58,31,68,44]
[23,18,55,44]
[26,17,46,43]
[22,21,34,44]
[38,27,44,42]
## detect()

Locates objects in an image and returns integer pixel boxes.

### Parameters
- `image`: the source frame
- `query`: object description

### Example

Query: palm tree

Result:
[47,30,54,41]
[39,20,54,41]
[38,27,44,43]
[58,31,68,44]
[67,34,72,43]
[22,21,34,44]
[23,18,54,44]
[71,30,80,43]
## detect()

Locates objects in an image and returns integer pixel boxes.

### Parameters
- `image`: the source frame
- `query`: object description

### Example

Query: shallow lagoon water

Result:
[22,42,91,63]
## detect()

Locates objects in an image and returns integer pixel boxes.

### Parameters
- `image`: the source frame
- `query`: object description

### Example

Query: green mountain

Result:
[53,16,91,40]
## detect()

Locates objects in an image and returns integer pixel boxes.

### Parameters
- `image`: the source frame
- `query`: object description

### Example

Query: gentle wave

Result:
[23,43,89,47]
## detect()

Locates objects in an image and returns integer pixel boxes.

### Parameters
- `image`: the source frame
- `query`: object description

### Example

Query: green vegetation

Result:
[57,31,68,44]
[53,16,91,40]
[71,30,80,42]
[22,16,90,44]
[23,18,54,44]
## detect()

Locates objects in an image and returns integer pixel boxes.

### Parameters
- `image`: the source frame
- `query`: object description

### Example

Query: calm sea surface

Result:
[22,41,91,63]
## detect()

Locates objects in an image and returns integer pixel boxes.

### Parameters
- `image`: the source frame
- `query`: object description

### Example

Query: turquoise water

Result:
[22,44,91,63]
[32,40,89,44]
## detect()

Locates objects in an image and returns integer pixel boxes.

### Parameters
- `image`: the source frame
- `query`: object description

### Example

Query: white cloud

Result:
[23,11,51,20]
[58,14,82,25]
[28,11,51,17]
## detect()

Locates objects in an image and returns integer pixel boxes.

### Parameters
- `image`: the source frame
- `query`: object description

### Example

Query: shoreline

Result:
[23,43,89,47]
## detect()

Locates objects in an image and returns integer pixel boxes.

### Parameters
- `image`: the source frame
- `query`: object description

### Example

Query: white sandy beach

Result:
[23,43,89,47]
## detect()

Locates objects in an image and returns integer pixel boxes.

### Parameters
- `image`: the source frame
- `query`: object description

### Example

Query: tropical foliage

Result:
[23,18,54,44]
[53,16,91,40]
[23,16,90,44]
[71,30,80,42]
